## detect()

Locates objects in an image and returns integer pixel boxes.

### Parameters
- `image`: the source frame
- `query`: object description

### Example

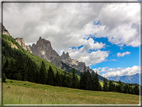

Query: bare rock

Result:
[15,38,32,53]
[30,37,62,67]
[0,23,10,36]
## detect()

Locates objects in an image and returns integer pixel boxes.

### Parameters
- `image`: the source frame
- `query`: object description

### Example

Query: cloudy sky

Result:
[3,1,141,78]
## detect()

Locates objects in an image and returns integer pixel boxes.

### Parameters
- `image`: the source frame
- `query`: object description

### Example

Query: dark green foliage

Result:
[133,84,139,95]
[103,78,108,91]
[80,72,84,89]
[123,84,129,93]
[71,68,79,88]
[55,71,62,86]
[47,66,54,85]
[93,71,99,91]
[108,80,113,91]
[2,73,6,82]
[39,61,47,84]
[118,80,123,93]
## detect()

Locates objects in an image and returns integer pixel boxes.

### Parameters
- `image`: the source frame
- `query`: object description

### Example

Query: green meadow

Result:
[3,79,139,104]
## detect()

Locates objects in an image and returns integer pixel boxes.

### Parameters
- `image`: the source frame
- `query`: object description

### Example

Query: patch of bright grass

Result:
[3,79,139,104]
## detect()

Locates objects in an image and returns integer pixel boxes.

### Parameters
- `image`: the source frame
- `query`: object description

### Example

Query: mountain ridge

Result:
[108,73,140,84]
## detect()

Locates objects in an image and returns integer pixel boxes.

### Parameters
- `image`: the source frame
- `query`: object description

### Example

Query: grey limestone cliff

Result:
[61,52,92,72]
[15,38,32,53]
[1,23,10,36]
[29,37,62,67]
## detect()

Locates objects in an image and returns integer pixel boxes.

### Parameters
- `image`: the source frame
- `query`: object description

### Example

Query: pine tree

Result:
[118,80,123,93]
[55,70,62,86]
[39,61,47,84]
[86,69,92,90]
[3,59,9,78]
[103,78,108,91]
[72,68,76,88]
[91,71,95,91]
[108,80,113,91]
[15,53,25,80]
[2,73,6,82]
[94,71,99,91]
[133,84,139,95]
[80,72,84,89]
[47,66,54,85]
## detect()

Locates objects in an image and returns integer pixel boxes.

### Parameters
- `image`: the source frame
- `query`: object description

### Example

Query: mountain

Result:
[61,52,86,72]
[1,23,10,36]
[2,27,70,76]
[15,38,32,53]
[108,73,140,84]
[1,23,32,53]
[29,37,93,72]
[29,37,62,68]
[29,37,87,75]
[1,24,106,81]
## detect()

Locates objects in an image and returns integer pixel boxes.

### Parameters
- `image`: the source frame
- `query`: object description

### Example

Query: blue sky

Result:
[3,3,140,78]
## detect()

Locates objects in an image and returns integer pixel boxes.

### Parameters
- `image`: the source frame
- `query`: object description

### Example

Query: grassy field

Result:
[3,79,139,104]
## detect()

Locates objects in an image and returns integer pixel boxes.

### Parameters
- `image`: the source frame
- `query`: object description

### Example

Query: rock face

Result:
[0,23,10,36]
[61,52,86,71]
[30,37,62,67]
[30,37,93,72]
[15,38,32,53]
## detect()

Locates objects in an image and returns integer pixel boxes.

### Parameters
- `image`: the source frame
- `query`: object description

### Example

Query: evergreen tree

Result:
[35,70,39,83]
[118,80,123,93]
[108,80,113,91]
[2,73,6,82]
[3,59,9,78]
[86,69,92,90]
[94,71,99,91]
[66,75,72,88]
[123,84,129,93]
[28,62,36,82]
[133,84,139,95]
[91,71,95,91]
[47,66,54,85]
[103,78,108,91]
[55,70,62,86]
[39,61,47,84]
[80,72,84,89]
[72,68,76,88]
[15,53,25,80]
[24,64,29,81]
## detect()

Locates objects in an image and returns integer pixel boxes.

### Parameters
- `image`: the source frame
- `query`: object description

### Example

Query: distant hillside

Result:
[2,33,68,75]
[108,73,140,84]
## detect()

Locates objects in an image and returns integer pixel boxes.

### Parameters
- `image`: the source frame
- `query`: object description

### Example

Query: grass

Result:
[3,79,139,104]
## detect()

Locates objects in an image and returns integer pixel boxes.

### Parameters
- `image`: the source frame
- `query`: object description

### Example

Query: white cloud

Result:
[3,3,140,51]
[83,38,105,50]
[117,51,131,57]
[2,3,140,66]
[101,66,140,78]
[60,46,109,66]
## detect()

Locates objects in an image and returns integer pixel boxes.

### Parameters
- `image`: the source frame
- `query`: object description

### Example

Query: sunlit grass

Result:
[3,79,139,104]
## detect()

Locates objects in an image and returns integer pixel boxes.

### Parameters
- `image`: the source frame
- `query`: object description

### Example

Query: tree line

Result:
[2,53,139,95]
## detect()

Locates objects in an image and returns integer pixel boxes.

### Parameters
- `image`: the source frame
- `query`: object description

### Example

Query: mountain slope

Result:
[2,33,68,75]
[1,24,106,81]
[29,36,106,81]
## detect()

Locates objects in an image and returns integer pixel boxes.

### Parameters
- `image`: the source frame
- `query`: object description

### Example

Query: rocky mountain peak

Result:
[0,23,10,36]
[61,51,72,61]
[30,37,62,67]
[15,38,32,53]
